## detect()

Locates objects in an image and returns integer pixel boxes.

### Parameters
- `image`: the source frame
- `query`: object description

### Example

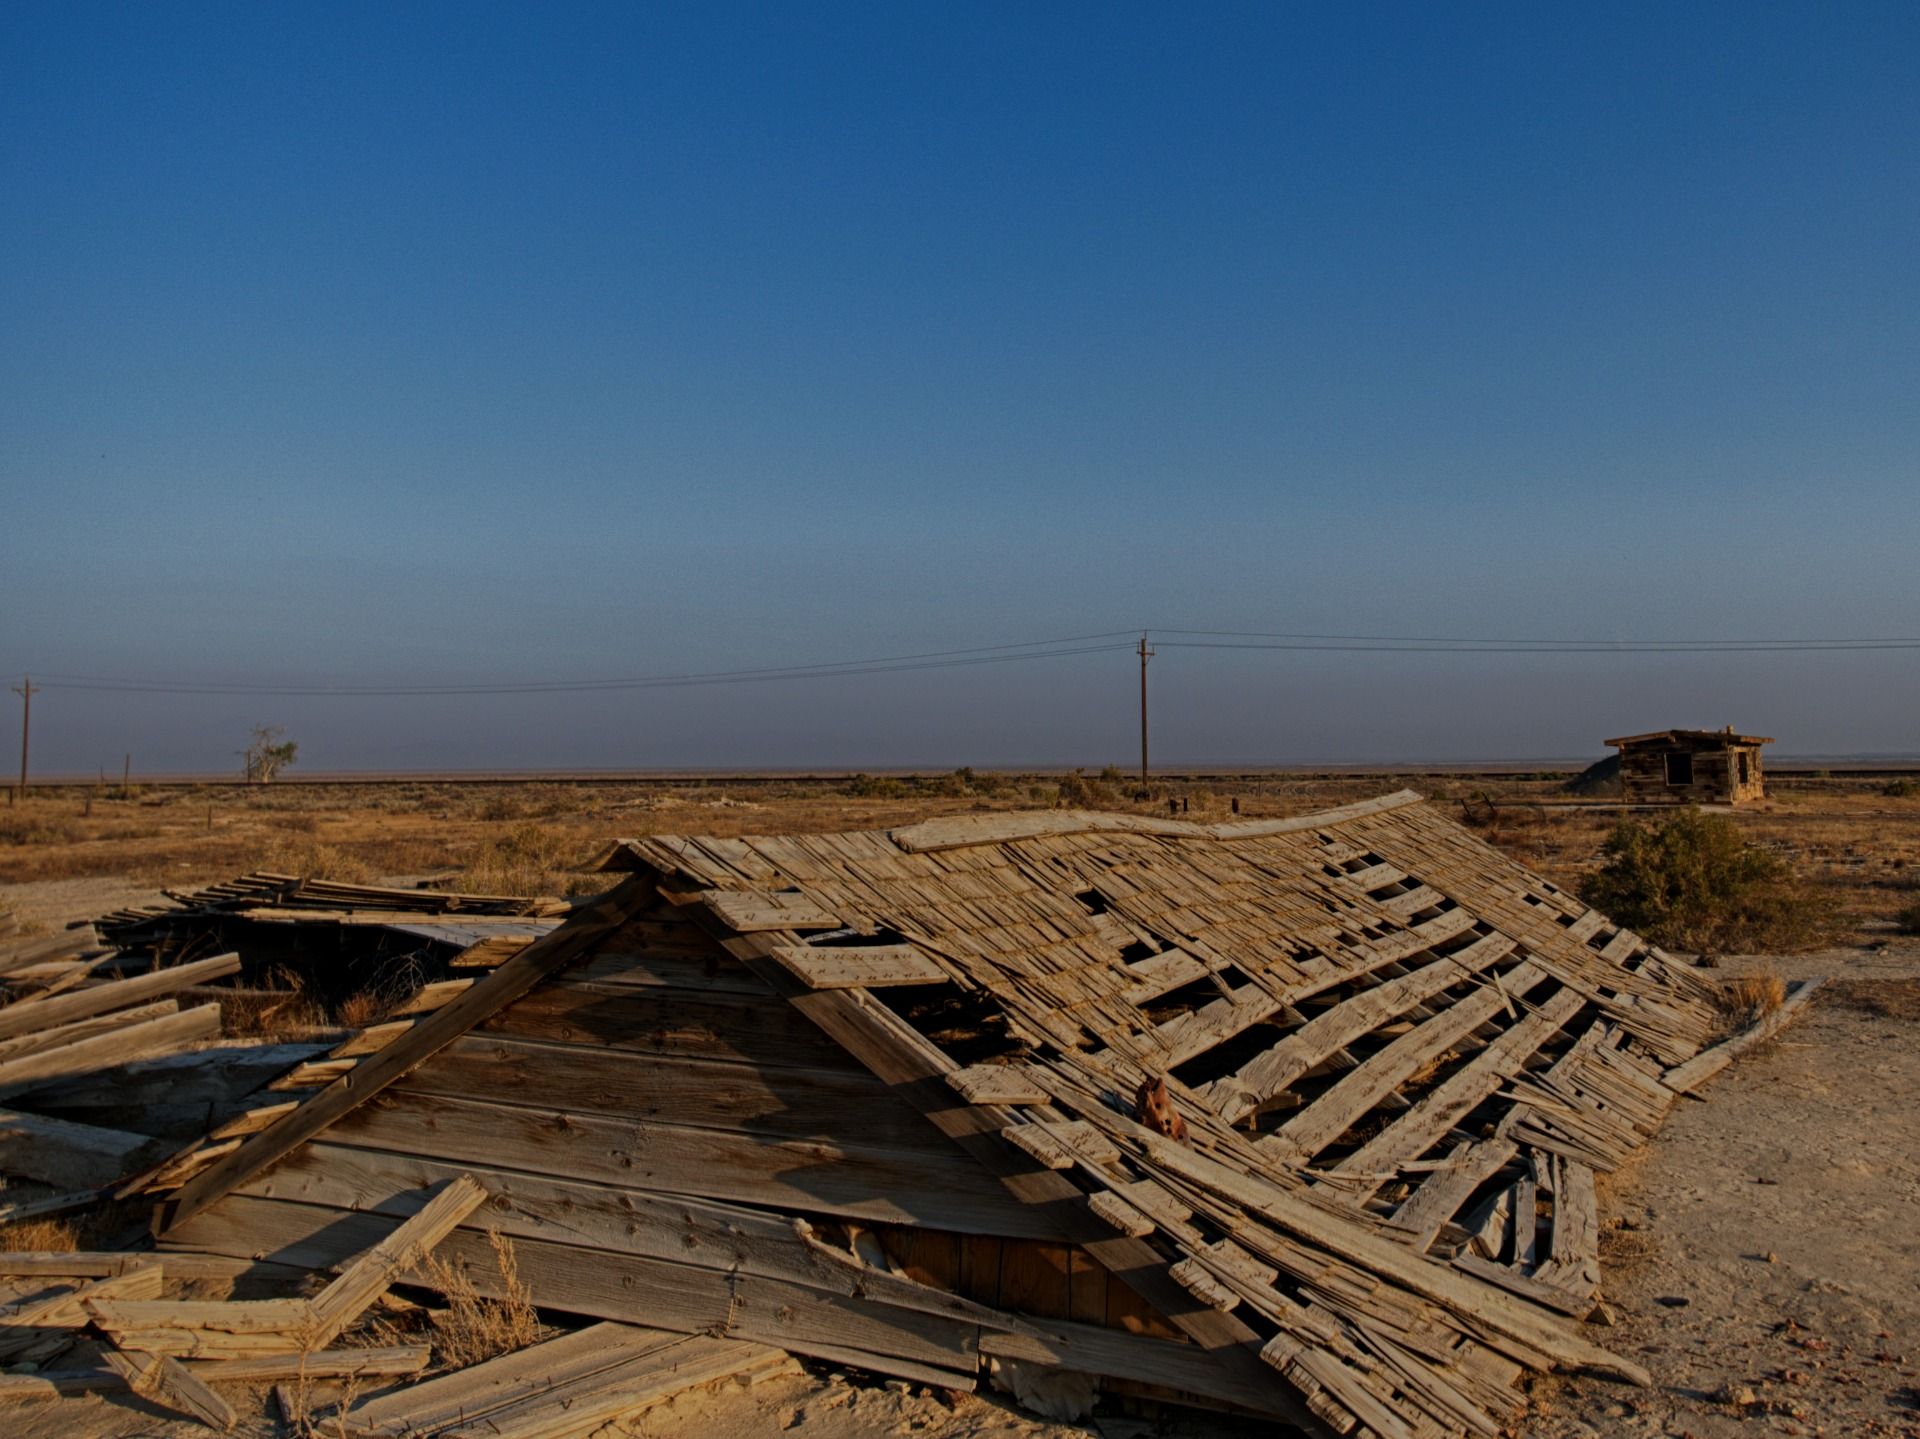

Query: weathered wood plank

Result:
[328,1089,1057,1237]
[0,952,239,1042]
[309,1174,487,1346]
[768,942,948,989]
[156,875,656,1236]
[335,1322,685,1435]
[0,1000,181,1065]
[394,1034,947,1150]
[1263,964,1545,1163]
[477,981,859,1071]
[0,1005,223,1101]
[0,1107,163,1189]
[165,1194,985,1381]
[1204,933,1515,1122]
[699,890,844,933]
[1329,983,1587,1195]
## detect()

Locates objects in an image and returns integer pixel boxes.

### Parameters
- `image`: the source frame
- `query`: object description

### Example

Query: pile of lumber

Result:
[89,872,569,1012]
[96,872,568,955]
[0,941,247,1222]
[0,1173,791,1437]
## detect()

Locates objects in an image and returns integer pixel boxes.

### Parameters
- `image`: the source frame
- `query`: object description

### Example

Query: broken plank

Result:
[102,1349,237,1431]
[0,1005,223,1101]
[187,1343,432,1383]
[165,1194,985,1382]
[0,999,182,1065]
[0,952,239,1042]
[946,1064,1049,1106]
[308,1174,488,1346]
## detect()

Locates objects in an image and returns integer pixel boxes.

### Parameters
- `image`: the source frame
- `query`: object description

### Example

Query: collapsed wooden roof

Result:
[149,792,1773,1438]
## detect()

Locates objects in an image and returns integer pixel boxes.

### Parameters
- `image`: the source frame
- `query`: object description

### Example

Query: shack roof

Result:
[1605,728,1774,748]
[156,790,1777,1438]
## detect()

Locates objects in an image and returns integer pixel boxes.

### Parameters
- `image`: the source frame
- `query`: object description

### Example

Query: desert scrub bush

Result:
[1897,902,1920,936]
[462,824,586,896]
[843,773,908,799]
[1579,810,1837,954]
[1056,770,1120,808]
[1884,778,1920,798]
[425,1230,539,1368]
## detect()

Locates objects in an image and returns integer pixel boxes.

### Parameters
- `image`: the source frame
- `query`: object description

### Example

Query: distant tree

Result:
[244,725,299,783]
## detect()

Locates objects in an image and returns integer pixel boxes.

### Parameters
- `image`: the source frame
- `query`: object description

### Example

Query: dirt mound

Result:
[1563,753,1622,795]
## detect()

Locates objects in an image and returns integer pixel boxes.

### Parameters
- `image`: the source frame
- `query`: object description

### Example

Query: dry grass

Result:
[336,989,389,1029]
[220,969,330,1036]
[460,824,594,898]
[3,772,1917,939]
[425,1230,539,1369]
[0,1216,79,1252]
[1715,969,1788,1034]
[258,835,379,884]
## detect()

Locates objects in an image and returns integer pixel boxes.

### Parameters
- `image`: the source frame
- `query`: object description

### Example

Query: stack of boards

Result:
[0,1174,790,1436]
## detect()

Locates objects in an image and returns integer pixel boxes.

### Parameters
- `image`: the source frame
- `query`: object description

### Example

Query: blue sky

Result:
[3,3,1917,772]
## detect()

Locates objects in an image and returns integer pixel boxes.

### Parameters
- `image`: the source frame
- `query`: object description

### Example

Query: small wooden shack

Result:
[1605,727,1772,805]
[142,793,1749,1436]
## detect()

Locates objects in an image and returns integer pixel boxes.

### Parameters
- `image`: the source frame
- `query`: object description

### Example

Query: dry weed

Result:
[1715,969,1787,1035]
[259,835,377,883]
[460,824,586,898]
[425,1230,539,1369]
[335,990,389,1029]
[221,969,328,1037]
[0,1216,79,1252]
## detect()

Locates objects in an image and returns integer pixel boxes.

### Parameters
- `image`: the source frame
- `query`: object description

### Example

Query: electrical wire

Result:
[12,625,1916,698]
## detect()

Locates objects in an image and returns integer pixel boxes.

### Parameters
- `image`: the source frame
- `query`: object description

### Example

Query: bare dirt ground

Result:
[4,773,1918,1437]
[1524,939,1920,1439]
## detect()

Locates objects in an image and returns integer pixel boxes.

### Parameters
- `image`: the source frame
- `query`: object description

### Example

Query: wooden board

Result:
[165,1194,984,1382]
[0,952,238,1041]
[477,981,859,1071]
[768,942,948,989]
[322,1089,1057,1238]
[392,1034,949,1151]
[0,1108,163,1189]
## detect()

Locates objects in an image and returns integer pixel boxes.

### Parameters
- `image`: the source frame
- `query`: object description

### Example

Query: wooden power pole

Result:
[1137,634,1154,784]
[12,675,38,803]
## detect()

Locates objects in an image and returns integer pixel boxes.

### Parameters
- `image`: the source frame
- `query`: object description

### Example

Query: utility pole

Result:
[1137,634,1154,785]
[12,675,38,804]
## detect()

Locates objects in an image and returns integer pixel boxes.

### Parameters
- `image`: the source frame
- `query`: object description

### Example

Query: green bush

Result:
[1579,809,1835,954]
[1884,778,1920,799]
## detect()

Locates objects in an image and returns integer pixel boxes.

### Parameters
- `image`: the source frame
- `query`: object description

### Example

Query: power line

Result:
[1154,627,1920,646]
[23,633,1142,697]
[1155,639,1920,654]
[11,626,1917,700]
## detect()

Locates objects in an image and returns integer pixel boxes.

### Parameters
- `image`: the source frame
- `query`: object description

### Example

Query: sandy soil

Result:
[1525,938,1920,1439]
